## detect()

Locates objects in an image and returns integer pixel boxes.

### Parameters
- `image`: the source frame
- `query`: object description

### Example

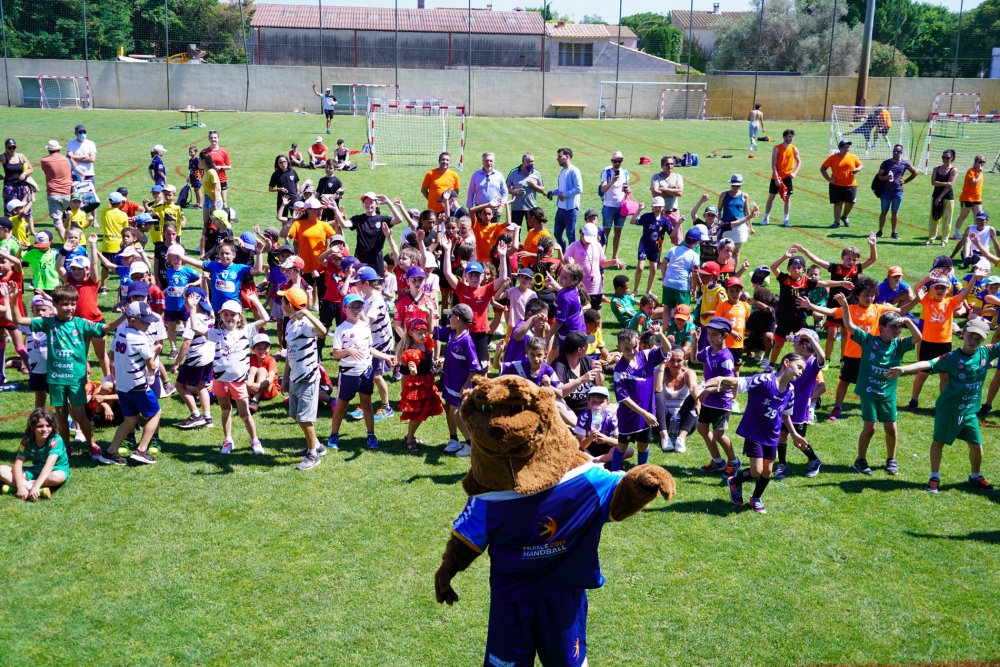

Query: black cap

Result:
[116,187,128,197]
[562,331,589,354]
[74,125,86,133]
[751,266,770,285]
[0,217,12,230]
[4,139,15,148]
[932,255,953,269]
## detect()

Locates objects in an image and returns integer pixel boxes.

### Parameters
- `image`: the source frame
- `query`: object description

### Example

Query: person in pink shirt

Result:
[563,222,624,310]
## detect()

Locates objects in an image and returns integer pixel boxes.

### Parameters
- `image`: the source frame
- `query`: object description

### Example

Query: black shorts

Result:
[301,271,326,300]
[619,428,652,445]
[744,333,767,352]
[589,294,603,311]
[319,300,341,329]
[325,109,334,120]
[471,331,491,366]
[769,176,794,196]
[102,251,117,265]
[220,181,228,192]
[729,347,745,368]
[919,340,953,362]
[698,405,730,430]
[28,372,47,392]
[961,201,982,209]
[839,356,861,384]
[586,441,614,457]
[510,210,528,227]
[775,315,806,340]
[780,422,809,438]
[829,184,857,204]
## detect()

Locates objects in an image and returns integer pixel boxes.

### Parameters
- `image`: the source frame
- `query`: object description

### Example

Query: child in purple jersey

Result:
[501,337,561,389]
[611,325,671,471]
[499,297,548,366]
[548,263,586,362]
[575,386,631,466]
[774,328,826,480]
[702,353,808,514]
[692,317,741,476]
[434,303,481,458]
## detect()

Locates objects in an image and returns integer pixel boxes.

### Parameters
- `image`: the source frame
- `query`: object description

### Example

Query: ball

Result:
[149,446,159,456]
[118,446,130,457]
[1,484,10,495]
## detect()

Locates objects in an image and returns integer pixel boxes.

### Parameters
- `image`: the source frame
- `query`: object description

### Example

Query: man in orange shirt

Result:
[715,276,751,374]
[821,140,863,229]
[762,129,800,228]
[308,137,328,168]
[952,154,985,241]
[421,152,461,213]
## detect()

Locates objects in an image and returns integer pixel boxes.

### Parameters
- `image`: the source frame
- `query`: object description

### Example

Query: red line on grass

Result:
[99,165,145,191]
[0,410,31,423]
[569,119,685,155]
[97,123,181,149]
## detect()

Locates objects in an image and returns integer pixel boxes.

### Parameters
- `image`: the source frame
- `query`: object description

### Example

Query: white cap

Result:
[45,140,61,151]
[581,223,600,240]
[129,261,150,276]
[5,198,23,211]
[304,197,322,210]
[152,144,166,153]
[252,333,271,347]
[166,243,185,257]
[423,253,438,269]
[219,300,242,314]
[610,151,624,160]
[118,246,139,258]
[651,196,665,208]
[315,136,324,143]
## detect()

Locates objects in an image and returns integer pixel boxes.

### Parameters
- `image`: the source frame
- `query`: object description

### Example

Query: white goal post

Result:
[919,113,1000,174]
[35,76,92,109]
[368,103,465,171]
[659,89,707,121]
[598,81,706,120]
[830,105,910,161]
[351,84,400,116]
[931,92,981,117]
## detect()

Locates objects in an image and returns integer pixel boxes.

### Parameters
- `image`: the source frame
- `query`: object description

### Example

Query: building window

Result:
[558,42,592,67]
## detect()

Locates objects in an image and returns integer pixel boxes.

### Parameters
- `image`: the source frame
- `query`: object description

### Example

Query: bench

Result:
[550,103,587,119]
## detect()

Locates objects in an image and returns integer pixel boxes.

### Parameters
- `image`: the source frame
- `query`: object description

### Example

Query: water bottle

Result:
[590,407,603,433]
[0,384,17,392]
[668,410,681,440]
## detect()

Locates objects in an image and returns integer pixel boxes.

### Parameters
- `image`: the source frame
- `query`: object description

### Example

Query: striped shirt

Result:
[364,292,394,355]
[285,318,319,384]
[114,327,153,392]
[181,313,215,368]
[207,324,256,383]
[332,319,373,377]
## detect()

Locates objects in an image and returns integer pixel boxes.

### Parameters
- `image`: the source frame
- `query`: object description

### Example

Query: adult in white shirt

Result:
[313,84,338,134]
[661,228,703,319]
[599,150,631,260]
[564,223,625,311]
[66,124,96,182]
[552,147,582,251]
[650,155,684,236]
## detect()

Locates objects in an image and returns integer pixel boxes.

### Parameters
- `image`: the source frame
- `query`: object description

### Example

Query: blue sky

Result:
[256,0,984,22]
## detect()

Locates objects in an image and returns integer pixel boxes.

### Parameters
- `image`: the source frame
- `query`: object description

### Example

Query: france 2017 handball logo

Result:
[522,516,567,560]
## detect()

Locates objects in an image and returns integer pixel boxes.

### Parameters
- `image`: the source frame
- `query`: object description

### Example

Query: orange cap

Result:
[887,266,903,277]
[277,286,308,310]
[673,304,692,321]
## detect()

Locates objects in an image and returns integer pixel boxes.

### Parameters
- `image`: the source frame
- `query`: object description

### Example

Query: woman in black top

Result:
[928,148,957,246]
[1,139,33,217]
[267,154,300,213]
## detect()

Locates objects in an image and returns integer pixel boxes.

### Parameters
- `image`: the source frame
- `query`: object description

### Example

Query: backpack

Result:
[871,173,885,198]
[178,184,190,208]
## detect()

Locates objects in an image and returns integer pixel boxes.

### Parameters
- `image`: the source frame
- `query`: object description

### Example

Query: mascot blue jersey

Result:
[452,463,625,602]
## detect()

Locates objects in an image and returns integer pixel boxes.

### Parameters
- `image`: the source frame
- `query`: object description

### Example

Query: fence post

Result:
[822,0,837,121]
[887,0,902,105]
[238,0,251,111]
[82,0,91,101]
[467,0,471,115]
[951,0,964,93]
[0,0,10,107]
[540,0,546,117]
[318,0,323,93]
[750,0,765,109]
[165,0,171,111]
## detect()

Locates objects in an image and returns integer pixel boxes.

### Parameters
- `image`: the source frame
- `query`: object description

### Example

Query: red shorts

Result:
[212,379,249,402]
[261,382,279,400]
[239,282,259,310]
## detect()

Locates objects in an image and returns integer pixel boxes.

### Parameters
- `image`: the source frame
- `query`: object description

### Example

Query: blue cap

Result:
[685,228,703,242]
[357,266,380,281]
[151,185,164,193]
[127,281,150,297]
[184,286,213,311]
[239,231,257,249]
[340,256,359,271]
[406,266,426,280]
[343,294,364,306]
[108,192,125,204]
[517,267,535,278]
[134,213,154,224]
[465,261,484,275]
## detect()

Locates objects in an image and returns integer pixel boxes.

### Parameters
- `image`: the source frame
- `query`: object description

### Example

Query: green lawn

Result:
[0,108,999,666]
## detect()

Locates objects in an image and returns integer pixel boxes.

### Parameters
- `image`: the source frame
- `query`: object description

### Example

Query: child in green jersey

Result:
[890,318,1000,493]
[836,293,921,477]
[0,408,68,500]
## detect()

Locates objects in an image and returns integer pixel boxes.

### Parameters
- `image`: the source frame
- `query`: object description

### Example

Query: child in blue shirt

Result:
[179,239,264,313]
[163,243,203,357]
[149,145,167,187]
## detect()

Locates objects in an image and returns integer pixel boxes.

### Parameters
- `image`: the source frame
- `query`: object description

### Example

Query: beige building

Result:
[671,4,749,55]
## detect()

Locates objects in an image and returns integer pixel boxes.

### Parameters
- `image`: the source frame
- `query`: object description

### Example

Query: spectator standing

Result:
[204,130,231,207]
[421,152,461,214]
[505,153,544,227]
[718,174,754,265]
[66,124,96,183]
[649,155,684,239]
[748,104,764,152]
[39,140,73,238]
[1,139,33,227]
[953,154,986,241]
[927,149,957,246]
[876,144,918,240]
[821,140,863,230]
[313,84,338,134]
[552,147,582,251]
[268,155,300,213]
[599,151,630,260]
[466,152,507,214]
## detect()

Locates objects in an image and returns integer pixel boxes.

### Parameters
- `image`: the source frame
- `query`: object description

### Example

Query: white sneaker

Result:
[74,429,86,443]
[731,400,742,414]
[661,436,675,452]
[807,404,817,425]
[760,215,770,226]
[251,440,264,456]
[443,439,463,453]
[761,359,772,373]
[456,444,472,457]
[220,439,233,454]
[783,218,791,227]
[674,437,687,453]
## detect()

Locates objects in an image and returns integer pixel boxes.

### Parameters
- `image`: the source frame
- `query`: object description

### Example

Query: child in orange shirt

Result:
[714,276,751,374]
[900,266,985,410]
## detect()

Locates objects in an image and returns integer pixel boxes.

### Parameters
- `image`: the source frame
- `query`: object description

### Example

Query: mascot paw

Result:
[632,464,677,501]
[435,567,460,605]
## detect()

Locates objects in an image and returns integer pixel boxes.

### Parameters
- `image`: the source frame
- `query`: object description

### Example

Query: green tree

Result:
[580,15,608,25]
[525,5,573,23]
[869,40,917,76]
[621,11,671,41]
[842,0,958,76]
[643,25,684,62]
[960,0,1000,77]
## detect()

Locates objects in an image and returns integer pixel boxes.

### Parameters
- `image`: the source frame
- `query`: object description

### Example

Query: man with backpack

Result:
[875,145,918,240]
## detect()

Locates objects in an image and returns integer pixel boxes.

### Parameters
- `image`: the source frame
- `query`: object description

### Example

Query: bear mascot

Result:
[434,375,676,667]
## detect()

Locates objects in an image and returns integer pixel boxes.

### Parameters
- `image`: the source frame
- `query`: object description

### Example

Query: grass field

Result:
[1,108,999,666]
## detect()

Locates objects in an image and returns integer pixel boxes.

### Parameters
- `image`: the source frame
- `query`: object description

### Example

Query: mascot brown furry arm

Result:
[434,375,675,666]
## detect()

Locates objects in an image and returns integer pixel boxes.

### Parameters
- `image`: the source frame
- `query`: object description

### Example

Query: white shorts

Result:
[722,223,749,244]
[749,122,760,139]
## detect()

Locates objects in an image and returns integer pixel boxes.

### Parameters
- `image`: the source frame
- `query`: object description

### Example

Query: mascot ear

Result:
[531,385,558,421]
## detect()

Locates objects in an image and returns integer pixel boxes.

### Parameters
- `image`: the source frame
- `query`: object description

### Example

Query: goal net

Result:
[919,114,1000,174]
[35,76,92,109]
[598,81,706,120]
[931,92,981,117]
[368,103,465,171]
[830,105,910,161]
[659,89,707,121]
[351,84,399,116]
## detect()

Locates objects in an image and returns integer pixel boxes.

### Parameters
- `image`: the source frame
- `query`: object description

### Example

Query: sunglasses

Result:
[611,159,623,164]
[346,303,364,311]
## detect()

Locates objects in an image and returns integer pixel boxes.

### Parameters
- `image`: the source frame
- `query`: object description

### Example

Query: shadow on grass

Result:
[404,471,467,486]
[810,478,926,494]
[650,498,735,516]
[906,530,1000,544]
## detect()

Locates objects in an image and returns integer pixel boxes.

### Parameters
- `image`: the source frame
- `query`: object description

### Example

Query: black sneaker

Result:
[979,404,991,418]
[853,458,873,475]
[129,449,157,465]
[178,415,207,429]
[891,232,900,240]
[97,449,128,466]
[841,216,851,227]
[98,286,108,295]
[906,399,918,413]
[293,444,327,457]
[828,222,841,229]
[875,229,883,238]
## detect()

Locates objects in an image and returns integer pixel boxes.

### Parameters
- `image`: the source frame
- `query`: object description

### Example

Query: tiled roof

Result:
[251,4,545,35]
[671,11,747,29]
[544,24,637,40]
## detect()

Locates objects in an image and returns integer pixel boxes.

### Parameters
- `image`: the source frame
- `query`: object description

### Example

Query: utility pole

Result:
[855,0,876,105]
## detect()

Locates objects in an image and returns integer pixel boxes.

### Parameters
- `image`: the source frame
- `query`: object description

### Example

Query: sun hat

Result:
[704,206,719,216]
[610,151,624,160]
[117,246,139,259]
[30,294,53,308]
[163,184,177,193]
[6,198,24,210]
[517,267,535,278]
[984,275,1000,286]
[152,144,166,153]
[583,209,599,219]
[45,140,61,151]
[975,210,989,221]
[723,276,743,289]
[304,197,322,209]
[210,209,231,229]
[728,174,744,186]
[932,255,953,269]
[150,185,164,193]
[340,256,360,271]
